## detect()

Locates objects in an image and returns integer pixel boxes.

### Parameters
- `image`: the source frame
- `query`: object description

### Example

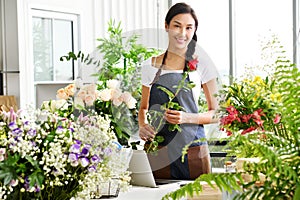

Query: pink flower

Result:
[77,89,87,100]
[252,109,265,119]
[241,127,256,135]
[84,94,95,106]
[274,114,281,124]
[254,118,264,126]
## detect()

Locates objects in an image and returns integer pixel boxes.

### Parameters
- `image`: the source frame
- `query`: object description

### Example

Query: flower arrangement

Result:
[60,20,159,147]
[0,104,131,200]
[218,75,282,137]
[53,79,138,147]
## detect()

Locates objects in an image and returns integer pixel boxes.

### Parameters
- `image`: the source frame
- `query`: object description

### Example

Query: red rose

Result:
[188,59,198,71]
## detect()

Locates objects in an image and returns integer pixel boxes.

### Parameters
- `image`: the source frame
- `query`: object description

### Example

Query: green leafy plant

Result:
[60,20,159,147]
[163,35,300,200]
[145,60,197,153]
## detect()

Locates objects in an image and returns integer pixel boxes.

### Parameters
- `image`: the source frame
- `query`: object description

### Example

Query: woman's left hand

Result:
[164,109,185,124]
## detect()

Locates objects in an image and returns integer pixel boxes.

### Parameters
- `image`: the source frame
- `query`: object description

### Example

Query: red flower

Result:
[273,114,281,124]
[240,114,252,123]
[188,59,198,71]
[241,126,256,135]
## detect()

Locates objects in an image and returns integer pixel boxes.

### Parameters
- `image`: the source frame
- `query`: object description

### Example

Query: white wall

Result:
[1,0,96,108]
[1,0,169,109]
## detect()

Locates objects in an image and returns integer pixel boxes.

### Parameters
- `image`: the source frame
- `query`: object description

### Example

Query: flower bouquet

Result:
[53,79,138,147]
[0,105,131,200]
[218,76,282,137]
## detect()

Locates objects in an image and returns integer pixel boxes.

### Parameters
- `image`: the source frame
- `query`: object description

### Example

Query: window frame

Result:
[31,9,79,84]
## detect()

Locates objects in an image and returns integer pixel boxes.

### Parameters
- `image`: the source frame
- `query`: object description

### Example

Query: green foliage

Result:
[163,35,300,200]
[162,173,243,200]
[60,51,101,67]
[96,20,159,95]
[60,19,159,146]
[145,71,195,153]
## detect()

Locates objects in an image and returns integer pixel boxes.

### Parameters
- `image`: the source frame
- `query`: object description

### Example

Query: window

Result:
[234,0,293,77]
[31,9,79,107]
[31,10,78,82]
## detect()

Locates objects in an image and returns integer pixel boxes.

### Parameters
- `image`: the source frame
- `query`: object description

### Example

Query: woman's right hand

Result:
[139,124,156,141]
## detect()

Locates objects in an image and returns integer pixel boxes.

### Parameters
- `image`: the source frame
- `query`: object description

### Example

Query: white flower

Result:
[111,88,122,101]
[75,78,83,89]
[55,99,68,110]
[74,97,85,109]
[99,88,112,101]
[126,97,137,109]
[112,97,122,107]
[106,79,120,89]
[41,101,50,111]
[0,148,6,155]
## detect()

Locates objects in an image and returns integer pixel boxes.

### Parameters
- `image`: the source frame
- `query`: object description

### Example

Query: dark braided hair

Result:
[150,3,198,85]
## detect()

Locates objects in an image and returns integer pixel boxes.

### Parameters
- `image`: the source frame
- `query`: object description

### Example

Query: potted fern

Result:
[162,36,300,199]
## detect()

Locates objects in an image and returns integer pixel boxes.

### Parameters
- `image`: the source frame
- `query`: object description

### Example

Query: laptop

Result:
[128,150,181,188]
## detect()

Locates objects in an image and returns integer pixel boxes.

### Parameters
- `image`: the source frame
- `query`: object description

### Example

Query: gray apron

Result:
[147,72,211,179]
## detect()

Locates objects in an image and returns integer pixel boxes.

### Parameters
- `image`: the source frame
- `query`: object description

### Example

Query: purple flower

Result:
[56,126,64,133]
[30,141,36,147]
[81,147,89,157]
[27,129,36,137]
[12,128,23,136]
[75,140,81,145]
[10,179,18,187]
[23,121,30,126]
[0,148,6,154]
[103,147,112,156]
[80,144,91,157]
[90,155,101,164]
[35,185,41,192]
[9,108,17,122]
[79,157,90,168]
[68,127,75,132]
[88,165,97,172]
[69,143,81,153]
[68,153,78,162]
[8,122,17,130]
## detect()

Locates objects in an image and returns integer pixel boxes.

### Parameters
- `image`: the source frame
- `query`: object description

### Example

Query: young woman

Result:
[138,2,219,180]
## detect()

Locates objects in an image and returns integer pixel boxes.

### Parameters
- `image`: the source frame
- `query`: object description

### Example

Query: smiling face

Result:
[165,13,196,53]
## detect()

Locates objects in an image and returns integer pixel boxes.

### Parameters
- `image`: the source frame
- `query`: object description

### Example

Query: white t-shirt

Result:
[141,46,218,103]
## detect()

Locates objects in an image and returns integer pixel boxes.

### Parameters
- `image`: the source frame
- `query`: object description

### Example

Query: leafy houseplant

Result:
[61,20,159,147]
[162,36,300,199]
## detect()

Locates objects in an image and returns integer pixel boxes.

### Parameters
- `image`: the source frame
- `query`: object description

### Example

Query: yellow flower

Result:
[0,129,6,140]
[225,99,231,107]
[270,92,281,102]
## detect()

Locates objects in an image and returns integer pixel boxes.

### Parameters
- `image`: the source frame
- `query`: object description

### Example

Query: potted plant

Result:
[162,35,300,199]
